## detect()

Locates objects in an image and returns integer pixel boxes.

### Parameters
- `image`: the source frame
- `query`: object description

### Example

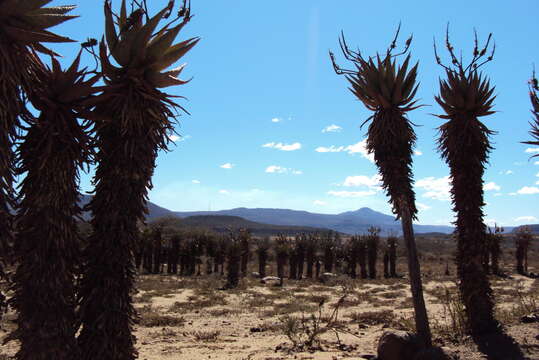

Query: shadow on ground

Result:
[473,330,527,360]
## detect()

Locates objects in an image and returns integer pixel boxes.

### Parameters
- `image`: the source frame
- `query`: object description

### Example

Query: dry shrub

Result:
[347,310,394,326]
[138,306,186,328]
[191,330,220,342]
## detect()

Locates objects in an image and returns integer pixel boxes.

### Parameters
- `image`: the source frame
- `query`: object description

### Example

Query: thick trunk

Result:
[258,252,267,278]
[383,252,389,278]
[400,201,432,348]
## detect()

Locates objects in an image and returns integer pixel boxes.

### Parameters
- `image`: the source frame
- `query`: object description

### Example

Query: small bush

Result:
[191,330,220,342]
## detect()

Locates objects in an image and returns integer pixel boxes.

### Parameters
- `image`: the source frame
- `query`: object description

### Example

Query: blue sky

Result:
[46,0,539,226]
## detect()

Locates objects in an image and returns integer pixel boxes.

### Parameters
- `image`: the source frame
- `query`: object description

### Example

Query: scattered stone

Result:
[261,276,281,285]
[320,272,337,283]
[377,330,421,360]
[520,313,539,323]
[250,327,264,333]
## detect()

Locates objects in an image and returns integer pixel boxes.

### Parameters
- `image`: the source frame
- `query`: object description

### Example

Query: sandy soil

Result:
[1,273,538,360]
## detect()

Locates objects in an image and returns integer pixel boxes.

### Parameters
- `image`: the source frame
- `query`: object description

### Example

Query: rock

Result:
[377,330,422,360]
[251,271,261,278]
[520,313,539,323]
[260,276,281,285]
[320,272,338,283]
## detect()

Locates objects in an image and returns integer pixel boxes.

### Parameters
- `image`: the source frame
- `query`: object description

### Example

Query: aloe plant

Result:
[77,1,198,358]
[330,25,431,347]
[9,52,99,360]
[434,28,499,335]
[0,0,76,324]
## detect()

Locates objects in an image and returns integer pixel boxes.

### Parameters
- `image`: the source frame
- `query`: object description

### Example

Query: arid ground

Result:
[1,258,538,360]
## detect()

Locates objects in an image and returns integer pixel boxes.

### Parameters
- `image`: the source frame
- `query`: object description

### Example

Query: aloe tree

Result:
[9,53,99,360]
[434,29,499,335]
[77,1,198,358]
[0,0,76,322]
[524,71,539,149]
[330,25,431,347]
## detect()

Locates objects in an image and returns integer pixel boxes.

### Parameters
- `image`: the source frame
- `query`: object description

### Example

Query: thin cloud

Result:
[416,176,451,201]
[219,189,230,195]
[271,117,281,123]
[262,142,302,151]
[514,215,538,223]
[416,202,431,211]
[525,147,539,154]
[484,182,501,191]
[322,124,342,133]
[313,200,327,205]
[220,163,234,169]
[327,190,376,198]
[192,179,200,184]
[169,134,191,142]
[342,174,381,189]
[516,186,539,195]
[414,150,423,156]
[265,165,302,175]
[316,139,374,162]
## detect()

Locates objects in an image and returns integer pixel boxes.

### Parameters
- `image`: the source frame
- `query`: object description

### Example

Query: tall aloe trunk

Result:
[331,28,432,347]
[9,53,96,360]
[78,2,197,358]
[435,31,499,336]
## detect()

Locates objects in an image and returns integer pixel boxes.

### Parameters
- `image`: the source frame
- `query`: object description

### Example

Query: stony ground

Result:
[1,269,538,360]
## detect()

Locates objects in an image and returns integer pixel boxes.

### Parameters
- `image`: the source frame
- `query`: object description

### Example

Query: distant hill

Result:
[512,224,539,234]
[173,207,455,235]
[151,215,336,236]
[79,194,175,221]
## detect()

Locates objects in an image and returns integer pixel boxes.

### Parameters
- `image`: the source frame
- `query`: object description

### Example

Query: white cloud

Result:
[322,124,342,133]
[220,163,234,169]
[509,192,517,196]
[262,142,302,151]
[342,174,381,188]
[265,165,287,174]
[414,150,423,156]
[484,182,501,191]
[416,176,451,201]
[516,186,539,195]
[327,190,376,198]
[525,147,539,154]
[192,179,200,184]
[169,134,191,142]
[265,165,302,175]
[313,200,327,206]
[315,145,346,153]
[536,180,539,185]
[485,218,497,226]
[493,193,502,197]
[219,189,230,195]
[514,216,538,223]
[416,202,431,211]
[535,161,539,165]
[346,140,374,162]
[316,139,374,162]
[271,117,281,123]
[499,170,513,175]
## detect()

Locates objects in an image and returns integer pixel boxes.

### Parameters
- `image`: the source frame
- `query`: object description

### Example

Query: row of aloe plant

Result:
[330,24,537,350]
[0,0,198,359]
